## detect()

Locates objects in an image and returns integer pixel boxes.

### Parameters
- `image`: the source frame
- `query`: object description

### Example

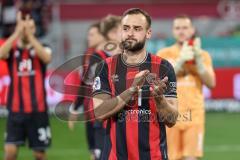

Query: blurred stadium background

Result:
[0,0,240,159]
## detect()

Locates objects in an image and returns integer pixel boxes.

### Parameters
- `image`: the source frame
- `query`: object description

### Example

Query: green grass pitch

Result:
[0,112,240,160]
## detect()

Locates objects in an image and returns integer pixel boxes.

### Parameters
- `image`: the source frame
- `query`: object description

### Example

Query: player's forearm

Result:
[198,69,216,89]
[195,55,216,89]
[94,88,135,120]
[0,32,19,59]
[28,35,51,64]
[155,96,178,127]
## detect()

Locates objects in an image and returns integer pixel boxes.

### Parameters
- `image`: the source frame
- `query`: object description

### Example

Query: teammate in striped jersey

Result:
[0,12,52,160]
[68,15,121,160]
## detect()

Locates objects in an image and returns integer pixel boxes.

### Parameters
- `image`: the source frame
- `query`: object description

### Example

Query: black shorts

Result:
[85,121,105,151]
[5,112,51,151]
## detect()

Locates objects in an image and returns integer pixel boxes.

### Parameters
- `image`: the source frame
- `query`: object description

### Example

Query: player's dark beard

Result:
[121,39,145,53]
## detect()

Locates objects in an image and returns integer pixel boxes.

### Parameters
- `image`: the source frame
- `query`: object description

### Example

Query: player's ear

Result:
[146,28,152,39]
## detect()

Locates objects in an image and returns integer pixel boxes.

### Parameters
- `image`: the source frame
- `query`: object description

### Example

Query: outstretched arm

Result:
[0,12,24,59]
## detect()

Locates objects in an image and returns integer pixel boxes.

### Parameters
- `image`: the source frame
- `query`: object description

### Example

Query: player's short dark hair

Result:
[100,15,121,39]
[174,14,193,23]
[122,8,152,29]
[89,22,101,32]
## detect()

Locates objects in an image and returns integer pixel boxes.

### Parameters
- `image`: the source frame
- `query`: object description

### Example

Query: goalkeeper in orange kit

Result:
[157,15,216,160]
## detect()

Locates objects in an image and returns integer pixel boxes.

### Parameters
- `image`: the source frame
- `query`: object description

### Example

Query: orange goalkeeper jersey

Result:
[157,44,214,124]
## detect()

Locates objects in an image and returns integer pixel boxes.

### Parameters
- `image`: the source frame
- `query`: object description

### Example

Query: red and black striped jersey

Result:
[74,50,110,121]
[6,45,50,114]
[93,53,177,160]
[82,50,110,86]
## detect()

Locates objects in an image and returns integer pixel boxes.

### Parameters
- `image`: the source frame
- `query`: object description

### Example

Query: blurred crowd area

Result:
[1,0,240,66]
[0,0,240,111]
[0,0,51,38]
